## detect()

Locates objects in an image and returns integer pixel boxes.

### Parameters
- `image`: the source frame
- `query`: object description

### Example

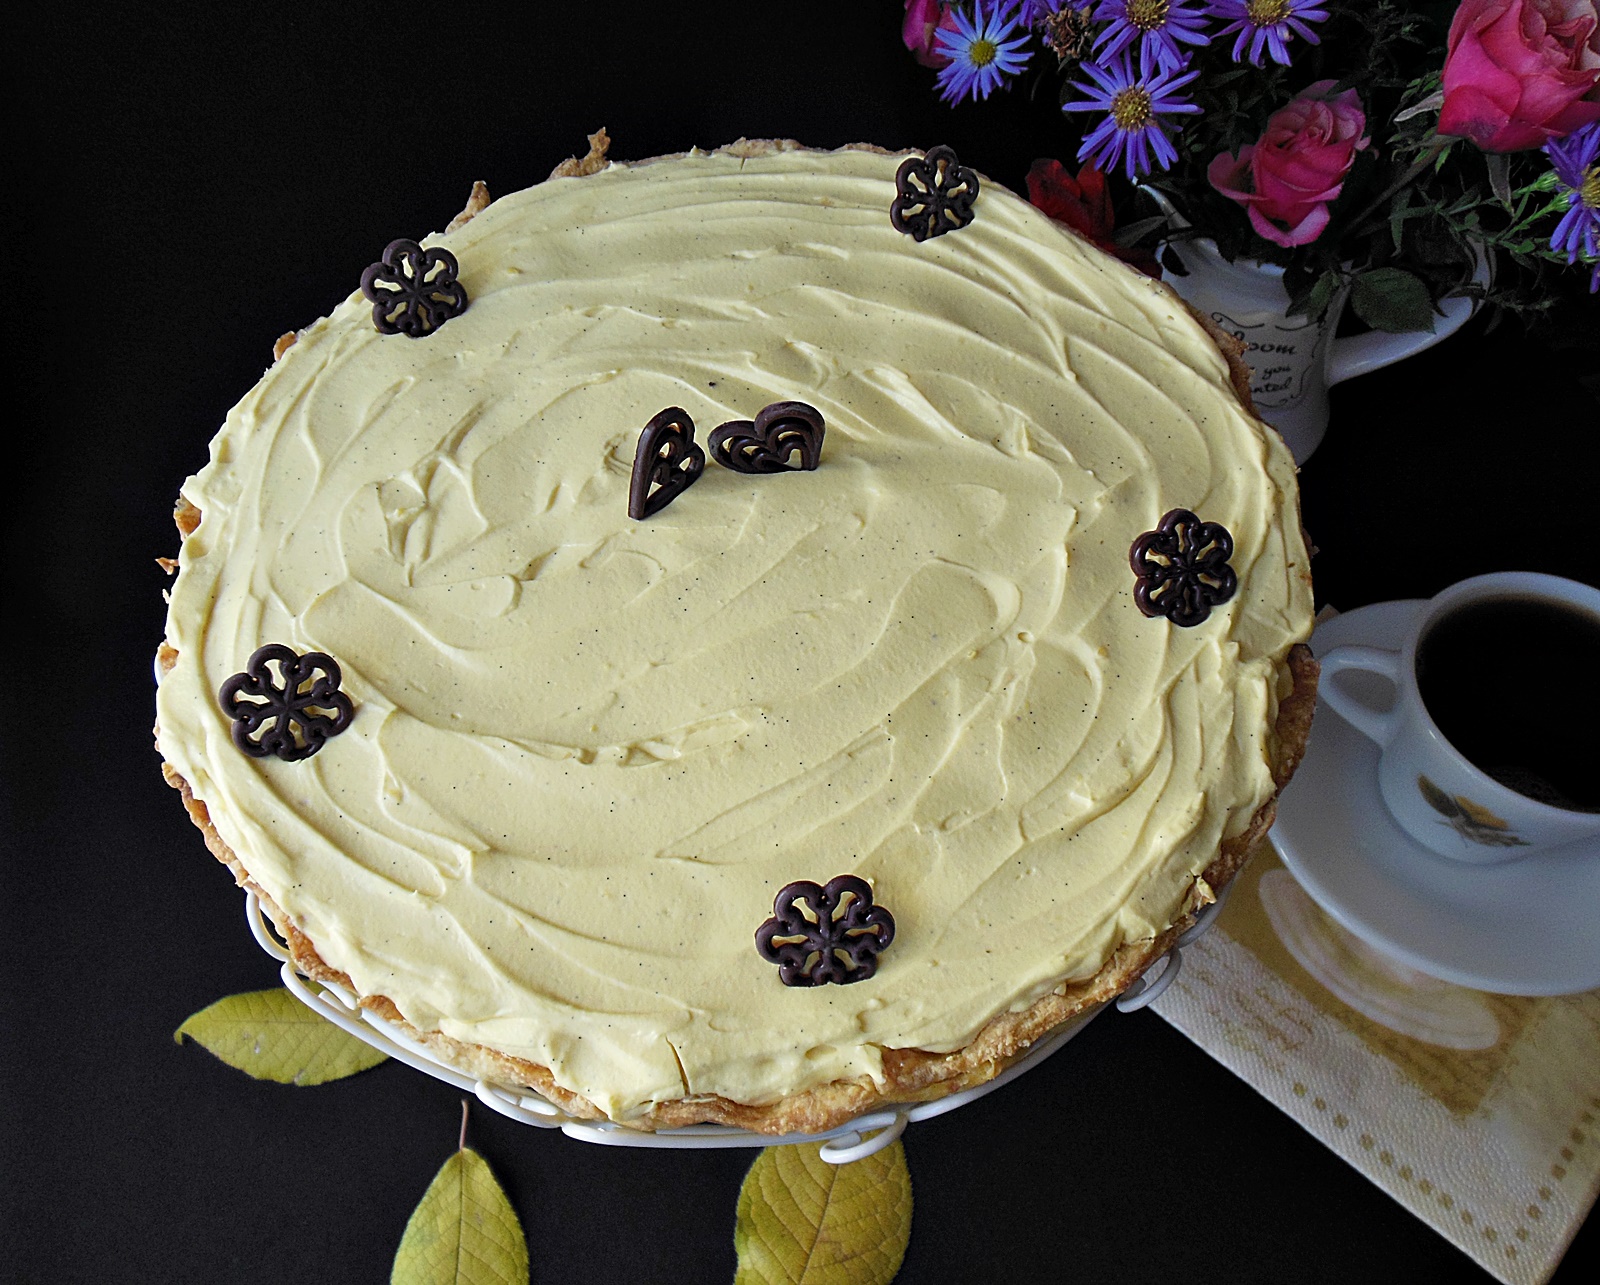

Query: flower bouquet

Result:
[901,0,1600,332]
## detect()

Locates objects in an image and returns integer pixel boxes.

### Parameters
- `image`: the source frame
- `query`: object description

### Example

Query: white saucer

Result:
[1270,599,1600,996]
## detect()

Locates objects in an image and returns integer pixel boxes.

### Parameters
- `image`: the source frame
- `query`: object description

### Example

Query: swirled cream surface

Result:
[157,145,1313,1120]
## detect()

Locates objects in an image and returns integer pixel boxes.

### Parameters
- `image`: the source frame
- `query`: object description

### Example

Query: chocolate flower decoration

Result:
[359,238,469,337]
[890,145,980,242]
[756,876,896,987]
[220,644,355,761]
[629,407,705,519]
[1129,508,1238,627]
[708,401,826,474]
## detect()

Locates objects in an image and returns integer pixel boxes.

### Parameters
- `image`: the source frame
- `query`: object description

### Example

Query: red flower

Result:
[1438,0,1600,153]
[1026,159,1161,276]
[1208,81,1370,248]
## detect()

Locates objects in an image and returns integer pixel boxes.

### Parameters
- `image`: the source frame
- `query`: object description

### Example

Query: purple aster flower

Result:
[1093,1,1212,72]
[1061,45,1201,181]
[1005,0,1059,23]
[1546,122,1600,293]
[1208,0,1328,67]
[934,1,1033,104]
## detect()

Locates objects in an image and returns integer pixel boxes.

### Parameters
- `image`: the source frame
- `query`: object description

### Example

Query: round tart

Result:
[156,138,1316,1134]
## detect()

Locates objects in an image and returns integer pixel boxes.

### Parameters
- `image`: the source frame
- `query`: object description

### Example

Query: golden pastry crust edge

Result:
[157,136,1317,1136]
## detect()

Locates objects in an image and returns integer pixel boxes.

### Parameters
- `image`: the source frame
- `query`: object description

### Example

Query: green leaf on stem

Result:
[174,987,388,1084]
[1290,270,1346,323]
[1113,215,1169,248]
[733,1140,913,1285]
[1485,152,1513,209]
[1390,187,1410,254]
[1350,267,1437,333]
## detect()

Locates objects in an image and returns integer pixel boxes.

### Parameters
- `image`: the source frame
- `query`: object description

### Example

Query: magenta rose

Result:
[903,0,956,68]
[1208,82,1371,249]
[1437,0,1600,152]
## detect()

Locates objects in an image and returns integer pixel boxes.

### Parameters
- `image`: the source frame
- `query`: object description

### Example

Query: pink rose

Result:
[1437,0,1600,152]
[1208,81,1371,249]
[903,0,958,68]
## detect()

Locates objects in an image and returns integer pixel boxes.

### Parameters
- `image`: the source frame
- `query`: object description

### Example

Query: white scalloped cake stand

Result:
[244,885,1228,1163]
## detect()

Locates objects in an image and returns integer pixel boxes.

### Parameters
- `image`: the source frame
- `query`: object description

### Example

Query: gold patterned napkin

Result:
[1151,837,1600,1285]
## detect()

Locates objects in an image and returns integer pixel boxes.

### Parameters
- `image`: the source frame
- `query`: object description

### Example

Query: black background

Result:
[7,3,1598,1282]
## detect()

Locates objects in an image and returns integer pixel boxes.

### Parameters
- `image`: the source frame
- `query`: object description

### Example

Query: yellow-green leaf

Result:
[174,987,388,1084]
[391,1148,529,1285]
[734,1140,912,1285]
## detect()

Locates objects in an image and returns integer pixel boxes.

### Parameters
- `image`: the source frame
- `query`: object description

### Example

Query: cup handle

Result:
[1317,645,1404,746]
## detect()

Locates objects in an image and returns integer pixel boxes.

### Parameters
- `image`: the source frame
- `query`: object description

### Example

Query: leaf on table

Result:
[391,1147,529,1285]
[174,987,388,1084]
[1349,267,1436,334]
[733,1139,913,1285]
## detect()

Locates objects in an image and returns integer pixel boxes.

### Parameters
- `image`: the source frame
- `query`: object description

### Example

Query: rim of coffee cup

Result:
[1392,570,1600,823]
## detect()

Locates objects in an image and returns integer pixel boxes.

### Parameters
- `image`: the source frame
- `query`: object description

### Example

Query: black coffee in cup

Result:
[1415,595,1600,813]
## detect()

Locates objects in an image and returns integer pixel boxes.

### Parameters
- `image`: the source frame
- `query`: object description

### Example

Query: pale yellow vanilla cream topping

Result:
[157,145,1312,1121]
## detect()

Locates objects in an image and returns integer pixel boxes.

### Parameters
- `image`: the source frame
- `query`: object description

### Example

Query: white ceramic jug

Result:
[1147,195,1484,464]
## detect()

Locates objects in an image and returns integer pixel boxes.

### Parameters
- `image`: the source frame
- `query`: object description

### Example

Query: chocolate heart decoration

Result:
[708,401,825,474]
[628,407,705,519]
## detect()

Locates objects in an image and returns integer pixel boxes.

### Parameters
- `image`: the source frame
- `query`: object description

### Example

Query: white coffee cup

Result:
[1317,572,1600,863]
